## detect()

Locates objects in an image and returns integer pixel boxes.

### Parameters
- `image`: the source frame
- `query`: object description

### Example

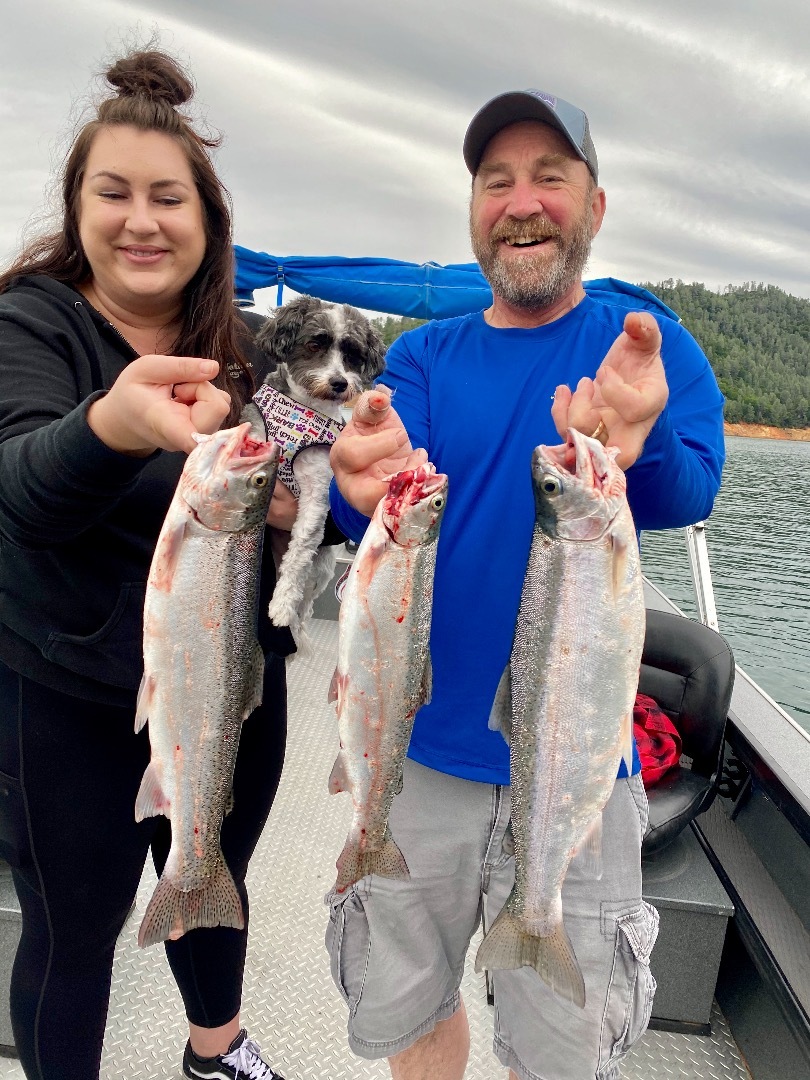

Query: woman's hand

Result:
[551,311,669,470]
[87,355,231,456]
[330,388,427,517]
[266,479,299,531]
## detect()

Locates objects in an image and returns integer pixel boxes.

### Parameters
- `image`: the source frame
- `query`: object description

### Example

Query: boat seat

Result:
[639,608,735,856]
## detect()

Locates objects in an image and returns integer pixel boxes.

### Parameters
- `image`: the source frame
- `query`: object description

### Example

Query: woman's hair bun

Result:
[105,50,194,108]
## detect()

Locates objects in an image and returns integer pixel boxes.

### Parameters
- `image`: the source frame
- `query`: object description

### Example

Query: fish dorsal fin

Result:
[134,761,170,821]
[488,666,513,745]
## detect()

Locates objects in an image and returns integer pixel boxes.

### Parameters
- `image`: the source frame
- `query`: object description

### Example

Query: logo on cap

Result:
[531,90,557,109]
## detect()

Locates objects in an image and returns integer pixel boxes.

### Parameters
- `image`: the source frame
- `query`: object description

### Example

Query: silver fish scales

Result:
[135,422,279,947]
[328,462,448,893]
[476,428,645,1006]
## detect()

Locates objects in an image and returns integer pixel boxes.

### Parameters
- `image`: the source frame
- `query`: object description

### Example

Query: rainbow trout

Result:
[475,428,645,1006]
[135,423,279,948]
[329,463,448,893]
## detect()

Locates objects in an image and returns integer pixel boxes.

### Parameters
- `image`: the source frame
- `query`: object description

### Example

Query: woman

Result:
[0,49,299,1080]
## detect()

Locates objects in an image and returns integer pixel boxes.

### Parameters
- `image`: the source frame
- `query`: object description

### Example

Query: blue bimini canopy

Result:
[233,245,680,323]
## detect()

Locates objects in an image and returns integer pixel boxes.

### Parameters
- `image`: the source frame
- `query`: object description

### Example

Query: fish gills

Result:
[475,428,645,1008]
[329,463,448,892]
[135,423,279,947]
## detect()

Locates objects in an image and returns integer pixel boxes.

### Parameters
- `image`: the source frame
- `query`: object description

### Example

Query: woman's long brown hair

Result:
[0,50,255,419]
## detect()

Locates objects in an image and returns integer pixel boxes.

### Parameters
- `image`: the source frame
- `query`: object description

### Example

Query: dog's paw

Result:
[267,594,297,628]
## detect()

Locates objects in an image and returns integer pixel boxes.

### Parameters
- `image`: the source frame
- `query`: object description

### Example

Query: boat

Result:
[0,251,807,1080]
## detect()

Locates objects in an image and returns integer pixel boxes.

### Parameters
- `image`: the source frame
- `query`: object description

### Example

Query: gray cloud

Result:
[2,0,809,309]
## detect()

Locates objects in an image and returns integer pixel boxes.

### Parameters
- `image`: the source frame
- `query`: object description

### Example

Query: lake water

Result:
[640,436,810,730]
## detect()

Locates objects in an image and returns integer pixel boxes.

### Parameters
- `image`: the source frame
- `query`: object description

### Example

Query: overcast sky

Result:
[3,0,810,315]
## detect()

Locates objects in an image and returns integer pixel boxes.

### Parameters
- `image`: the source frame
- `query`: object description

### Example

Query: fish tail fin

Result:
[474,907,586,1008]
[137,857,244,948]
[334,826,410,892]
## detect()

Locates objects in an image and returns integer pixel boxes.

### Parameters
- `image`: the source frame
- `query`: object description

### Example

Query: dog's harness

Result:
[252,382,344,499]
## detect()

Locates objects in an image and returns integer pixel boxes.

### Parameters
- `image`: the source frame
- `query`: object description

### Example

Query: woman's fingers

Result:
[184,380,232,436]
[87,355,229,456]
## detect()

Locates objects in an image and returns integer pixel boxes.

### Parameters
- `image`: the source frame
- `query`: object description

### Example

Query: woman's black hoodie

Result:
[0,275,295,705]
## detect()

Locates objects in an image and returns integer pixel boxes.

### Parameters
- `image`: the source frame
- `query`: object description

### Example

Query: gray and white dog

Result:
[245,294,386,652]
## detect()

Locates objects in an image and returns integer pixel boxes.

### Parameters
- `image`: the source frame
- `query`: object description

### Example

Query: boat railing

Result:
[685,521,719,631]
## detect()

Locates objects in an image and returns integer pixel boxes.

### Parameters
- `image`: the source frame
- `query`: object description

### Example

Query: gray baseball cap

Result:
[463,89,598,181]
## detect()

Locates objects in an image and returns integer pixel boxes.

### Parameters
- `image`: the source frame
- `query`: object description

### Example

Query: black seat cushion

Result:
[639,609,735,855]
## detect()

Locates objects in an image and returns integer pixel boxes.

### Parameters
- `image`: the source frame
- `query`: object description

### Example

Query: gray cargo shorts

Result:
[324,758,658,1080]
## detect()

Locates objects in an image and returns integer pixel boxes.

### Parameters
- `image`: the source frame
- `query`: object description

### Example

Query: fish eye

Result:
[431,495,445,510]
[251,473,269,488]
[540,474,563,496]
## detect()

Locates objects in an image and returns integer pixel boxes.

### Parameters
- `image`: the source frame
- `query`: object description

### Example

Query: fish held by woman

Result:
[135,422,279,947]
[329,462,448,893]
[475,428,646,1006]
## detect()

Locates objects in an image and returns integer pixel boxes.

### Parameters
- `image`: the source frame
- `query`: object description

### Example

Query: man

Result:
[326,89,725,1080]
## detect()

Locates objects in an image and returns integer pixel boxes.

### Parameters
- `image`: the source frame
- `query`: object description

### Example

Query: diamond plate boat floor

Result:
[0,620,752,1079]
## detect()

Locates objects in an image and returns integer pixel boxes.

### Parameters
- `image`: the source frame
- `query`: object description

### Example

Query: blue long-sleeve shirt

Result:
[330,297,725,785]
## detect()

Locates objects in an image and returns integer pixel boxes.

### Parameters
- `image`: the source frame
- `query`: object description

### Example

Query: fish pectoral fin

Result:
[474,906,586,1008]
[134,762,170,822]
[328,751,350,795]
[327,668,340,704]
[575,812,604,880]
[152,508,190,586]
[420,655,433,706]
[242,644,265,721]
[134,673,156,733]
[488,666,513,745]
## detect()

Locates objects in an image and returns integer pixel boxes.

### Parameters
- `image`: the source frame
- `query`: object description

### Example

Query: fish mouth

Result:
[538,429,613,490]
[384,462,447,513]
[217,422,279,469]
[380,461,449,543]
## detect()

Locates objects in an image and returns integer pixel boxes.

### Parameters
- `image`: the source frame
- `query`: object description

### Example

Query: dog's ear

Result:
[255,295,319,364]
[360,321,387,384]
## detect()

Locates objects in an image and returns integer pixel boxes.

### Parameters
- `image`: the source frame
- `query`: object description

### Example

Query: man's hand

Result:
[551,311,669,470]
[87,355,231,456]
[330,388,427,517]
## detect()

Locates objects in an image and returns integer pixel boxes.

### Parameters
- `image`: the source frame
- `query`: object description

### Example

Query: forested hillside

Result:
[642,281,810,428]
[372,282,810,429]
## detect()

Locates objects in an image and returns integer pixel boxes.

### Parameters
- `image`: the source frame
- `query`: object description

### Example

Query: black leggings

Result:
[0,656,287,1080]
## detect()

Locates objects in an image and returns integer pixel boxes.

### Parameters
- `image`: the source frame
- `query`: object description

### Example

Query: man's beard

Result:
[470,207,593,310]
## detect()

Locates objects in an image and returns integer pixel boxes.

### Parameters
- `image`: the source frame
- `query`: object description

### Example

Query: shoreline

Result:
[724,422,810,442]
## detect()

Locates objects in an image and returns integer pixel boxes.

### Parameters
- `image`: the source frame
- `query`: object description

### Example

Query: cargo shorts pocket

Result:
[599,900,659,1074]
[325,887,371,1014]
